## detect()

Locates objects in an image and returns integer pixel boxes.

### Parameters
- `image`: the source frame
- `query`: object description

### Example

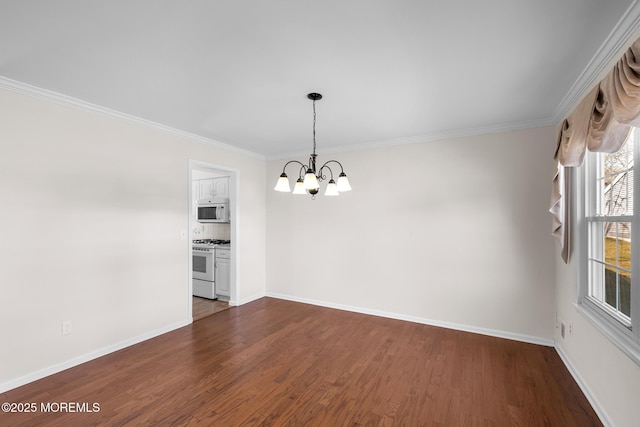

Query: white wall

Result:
[266,127,557,343]
[555,237,640,427]
[0,86,266,390]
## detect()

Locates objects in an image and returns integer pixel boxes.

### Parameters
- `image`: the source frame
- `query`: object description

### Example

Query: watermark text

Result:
[2,402,100,413]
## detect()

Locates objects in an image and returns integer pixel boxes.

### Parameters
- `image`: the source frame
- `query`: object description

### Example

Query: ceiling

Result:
[0,0,638,158]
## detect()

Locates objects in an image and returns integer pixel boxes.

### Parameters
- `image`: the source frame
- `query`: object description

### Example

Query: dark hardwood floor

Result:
[0,298,601,426]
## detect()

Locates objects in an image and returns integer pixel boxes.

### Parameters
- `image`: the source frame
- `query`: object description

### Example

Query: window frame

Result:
[577,130,640,366]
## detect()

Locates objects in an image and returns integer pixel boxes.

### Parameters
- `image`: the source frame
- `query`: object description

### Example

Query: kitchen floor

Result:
[193,296,230,321]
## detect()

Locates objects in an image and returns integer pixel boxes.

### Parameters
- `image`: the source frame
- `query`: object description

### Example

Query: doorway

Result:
[188,160,238,321]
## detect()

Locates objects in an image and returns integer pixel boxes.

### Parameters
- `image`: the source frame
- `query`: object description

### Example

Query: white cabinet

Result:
[199,179,215,199]
[212,177,229,199]
[198,177,229,200]
[215,248,230,299]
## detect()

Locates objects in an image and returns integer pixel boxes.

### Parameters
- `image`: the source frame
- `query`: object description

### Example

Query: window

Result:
[580,129,640,364]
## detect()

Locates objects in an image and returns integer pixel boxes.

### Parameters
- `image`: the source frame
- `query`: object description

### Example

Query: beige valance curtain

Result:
[551,37,640,263]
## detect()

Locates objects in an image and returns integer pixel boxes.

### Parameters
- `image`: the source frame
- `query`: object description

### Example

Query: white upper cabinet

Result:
[199,179,215,199]
[212,177,229,199]
[198,177,229,200]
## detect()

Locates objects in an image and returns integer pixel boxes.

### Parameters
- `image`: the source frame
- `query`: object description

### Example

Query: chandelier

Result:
[274,93,352,199]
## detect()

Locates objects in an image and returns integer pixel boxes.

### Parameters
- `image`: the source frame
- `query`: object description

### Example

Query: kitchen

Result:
[191,168,232,320]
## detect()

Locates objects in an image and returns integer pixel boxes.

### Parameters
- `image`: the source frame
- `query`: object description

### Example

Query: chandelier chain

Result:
[312,99,317,156]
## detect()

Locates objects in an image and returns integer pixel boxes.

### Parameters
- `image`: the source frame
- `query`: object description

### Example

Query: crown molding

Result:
[0,76,265,160]
[5,0,640,163]
[266,116,553,160]
[0,73,552,161]
[551,0,640,125]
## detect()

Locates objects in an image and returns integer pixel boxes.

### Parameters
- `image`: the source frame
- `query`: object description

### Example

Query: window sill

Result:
[576,301,640,368]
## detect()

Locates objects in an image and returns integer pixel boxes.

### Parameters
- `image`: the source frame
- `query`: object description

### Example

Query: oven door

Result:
[192,250,214,281]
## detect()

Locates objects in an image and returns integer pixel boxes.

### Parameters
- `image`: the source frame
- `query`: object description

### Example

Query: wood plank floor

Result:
[0,298,601,426]
[192,296,230,321]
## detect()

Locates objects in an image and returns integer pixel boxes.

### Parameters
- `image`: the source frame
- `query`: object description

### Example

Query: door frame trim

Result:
[188,160,239,321]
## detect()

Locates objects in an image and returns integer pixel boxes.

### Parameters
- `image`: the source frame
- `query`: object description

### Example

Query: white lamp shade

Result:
[324,179,340,196]
[336,173,352,191]
[292,179,306,194]
[303,171,319,190]
[274,174,291,192]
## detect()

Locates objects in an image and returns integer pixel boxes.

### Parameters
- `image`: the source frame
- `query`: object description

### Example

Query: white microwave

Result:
[197,198,229,223]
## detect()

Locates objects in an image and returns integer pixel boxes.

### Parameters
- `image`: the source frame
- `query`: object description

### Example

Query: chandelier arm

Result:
[319,160,345,174]
[317,163,334,181]
[319,159,346,176]
[281,160,307,174]
[297,164,307,178]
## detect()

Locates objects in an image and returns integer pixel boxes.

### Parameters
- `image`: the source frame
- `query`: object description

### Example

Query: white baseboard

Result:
[232,292,266,307]
[554,344,611,427]
[266,292,555,347]
[0,319,191,394]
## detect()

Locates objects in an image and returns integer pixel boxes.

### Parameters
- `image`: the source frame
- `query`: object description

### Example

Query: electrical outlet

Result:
[569,324,574,336]
[62,321,72,336]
